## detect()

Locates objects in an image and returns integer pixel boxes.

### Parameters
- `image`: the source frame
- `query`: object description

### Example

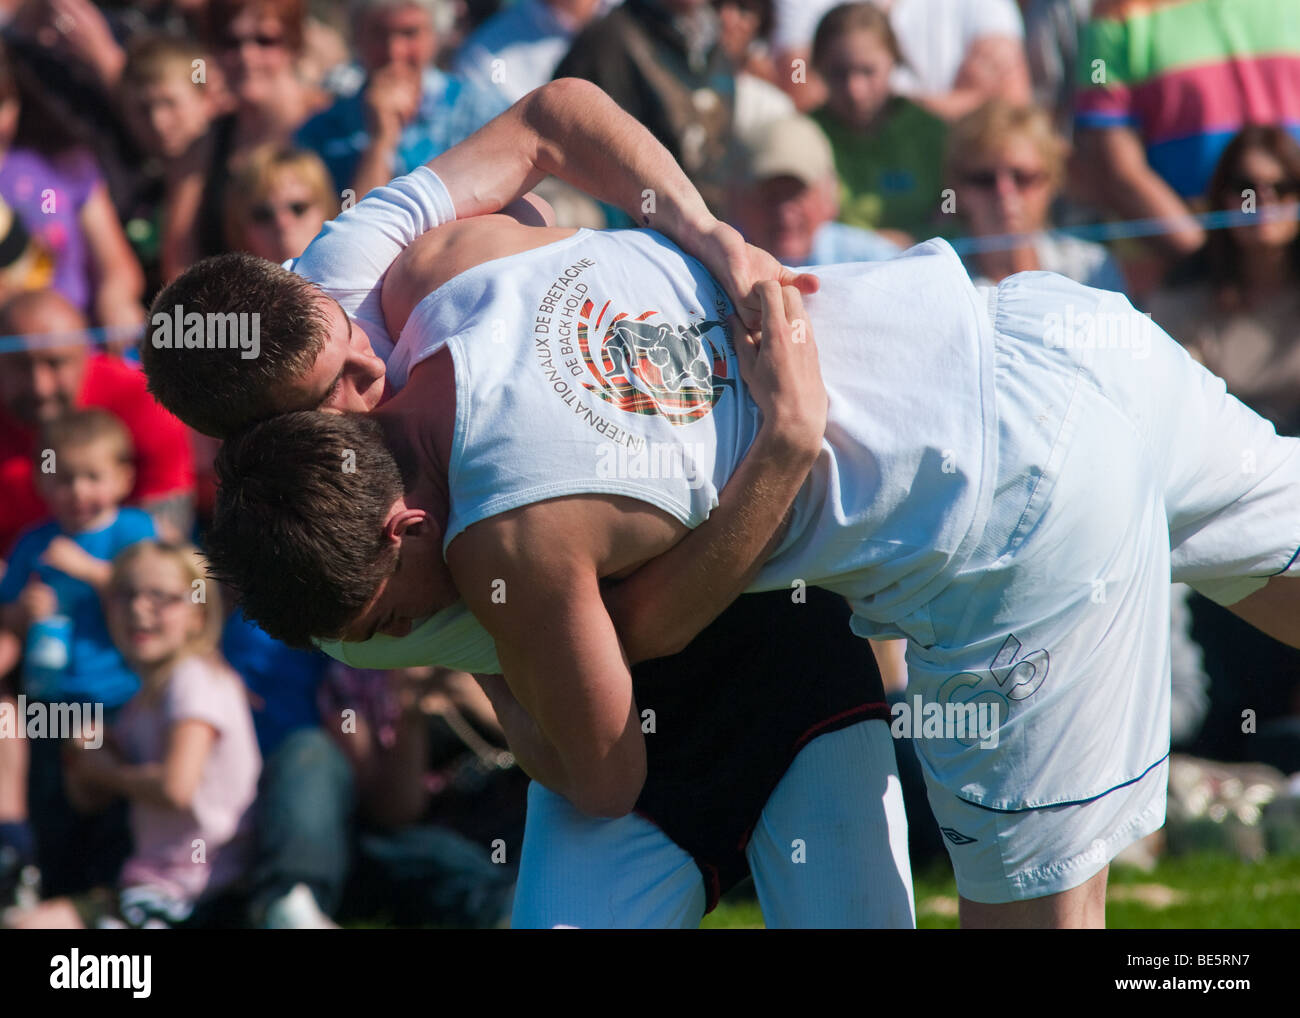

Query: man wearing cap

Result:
[730,115,900,267]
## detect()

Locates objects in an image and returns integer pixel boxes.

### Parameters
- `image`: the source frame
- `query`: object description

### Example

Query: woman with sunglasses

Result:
[1145,125,1300,800]
[1149,126,1300,436]
[182,0,320,268]
[946,99,1125,293]
[224,145,332,264]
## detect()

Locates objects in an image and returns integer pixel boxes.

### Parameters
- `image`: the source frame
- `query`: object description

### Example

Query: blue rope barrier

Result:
[0,203,1293,353]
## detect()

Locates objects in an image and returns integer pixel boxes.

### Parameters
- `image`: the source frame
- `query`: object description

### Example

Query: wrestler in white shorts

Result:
[861,270,1300,904]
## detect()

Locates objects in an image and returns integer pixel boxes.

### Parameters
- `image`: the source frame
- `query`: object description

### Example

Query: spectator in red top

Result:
[0,290,195,554]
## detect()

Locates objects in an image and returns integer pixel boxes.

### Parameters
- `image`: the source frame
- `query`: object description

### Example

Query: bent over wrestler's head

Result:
[207,411,454,647]
[142,254,386,439]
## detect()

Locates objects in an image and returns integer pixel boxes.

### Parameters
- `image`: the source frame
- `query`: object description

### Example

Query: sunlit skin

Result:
[283,295,389,414]
[355,4,437,74]
[122,72,213,162]
[1223,148,1300,252]
[218,7,294,108]
[36,439,134,534]
[239,176,328,263]
[105,551,204,674]
[818,30,896,133]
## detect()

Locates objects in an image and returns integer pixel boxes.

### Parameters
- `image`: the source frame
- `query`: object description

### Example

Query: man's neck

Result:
[374,349,457,531]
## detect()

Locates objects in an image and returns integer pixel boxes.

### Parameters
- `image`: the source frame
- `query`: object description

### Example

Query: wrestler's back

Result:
[383,217,580,339]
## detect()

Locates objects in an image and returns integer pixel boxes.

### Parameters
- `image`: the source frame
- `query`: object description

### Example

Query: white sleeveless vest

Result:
[391,229,997,636]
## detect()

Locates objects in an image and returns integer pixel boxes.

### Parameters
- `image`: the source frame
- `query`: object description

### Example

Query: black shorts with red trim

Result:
[630,586,888,911]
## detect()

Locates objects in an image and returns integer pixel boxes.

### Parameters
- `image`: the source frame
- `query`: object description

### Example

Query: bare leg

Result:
[959,866,1108,929]
[0,695,27,823]
[869,638,909,694]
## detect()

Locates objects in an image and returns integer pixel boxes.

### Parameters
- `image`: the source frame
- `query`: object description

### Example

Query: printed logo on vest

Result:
[579,307,734,425]
[533,257,736,431]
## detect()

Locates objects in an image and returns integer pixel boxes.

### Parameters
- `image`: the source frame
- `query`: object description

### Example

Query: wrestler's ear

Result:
[383,505,429,544]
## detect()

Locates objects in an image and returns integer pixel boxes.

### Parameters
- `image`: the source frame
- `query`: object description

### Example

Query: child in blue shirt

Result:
[1,409,156,707]
[0,409,155,907]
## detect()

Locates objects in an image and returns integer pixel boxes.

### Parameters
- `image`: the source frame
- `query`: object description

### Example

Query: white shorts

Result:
[927,756,1169,903]
[511,720,914,928]
[880,272,1300,901]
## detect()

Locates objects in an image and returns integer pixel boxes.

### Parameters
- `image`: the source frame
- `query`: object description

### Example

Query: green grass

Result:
[699,853,1300,929]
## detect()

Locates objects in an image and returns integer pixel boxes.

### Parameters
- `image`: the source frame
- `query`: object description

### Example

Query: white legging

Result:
[510,719,915,928]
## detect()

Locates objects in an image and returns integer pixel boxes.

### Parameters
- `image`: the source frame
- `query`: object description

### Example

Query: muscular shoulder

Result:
[447,494,687,620]
[382,218,576,337]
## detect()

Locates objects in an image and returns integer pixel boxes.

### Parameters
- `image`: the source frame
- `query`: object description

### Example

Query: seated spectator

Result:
[208,0,318,145]
[770,0,1030,116]
[1147,125,1300,783]
[712,0,796,136]
[0,289,196,554]
[554,0,740,218]
[0,410,154,707]
[729,114,899,266]
[0,41,147,335]
[947,99,1125,291]
[6,541,260,928]
[3,0,147,213]
[1023,0,1096,139]
[225,146,334,263]
[7,0,130,93]
[1072,0,1300,259]
[1148,126,1300,435]
[0,409,155,908]
[184,0,321,267]
[220,608,346,929]
[0,193,52,302]
[716,0,779,86]
[808,2,947,244]
[454,0,608,104]
[297,11,353,111]
[320,663,519,928]
[879,0,1031,121]
[118,35,220,290]
[297,0,508,200]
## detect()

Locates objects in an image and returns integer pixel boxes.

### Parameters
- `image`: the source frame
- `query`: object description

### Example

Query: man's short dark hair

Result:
[142,252,329,439]
[207,411,405,646]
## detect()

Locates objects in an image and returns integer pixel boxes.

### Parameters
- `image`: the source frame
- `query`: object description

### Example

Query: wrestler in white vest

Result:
[380,229,995,643]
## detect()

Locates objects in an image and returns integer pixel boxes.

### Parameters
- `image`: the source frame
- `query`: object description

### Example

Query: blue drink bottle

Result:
[24,614,72,700]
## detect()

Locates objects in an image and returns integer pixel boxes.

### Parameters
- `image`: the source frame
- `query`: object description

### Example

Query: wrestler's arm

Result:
[1225,574,1300,649]
[428,78,818,328]
[601,285,828,663]
[447,497,683,817]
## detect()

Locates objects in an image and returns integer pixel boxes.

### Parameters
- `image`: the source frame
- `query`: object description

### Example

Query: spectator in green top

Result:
[808,2,948,246]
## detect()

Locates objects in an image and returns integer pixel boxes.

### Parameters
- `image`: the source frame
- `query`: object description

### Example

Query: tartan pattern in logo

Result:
[575,298,735,426]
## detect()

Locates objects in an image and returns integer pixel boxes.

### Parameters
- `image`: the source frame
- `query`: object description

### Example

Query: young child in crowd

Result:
[5,541,261,928]
[0,409,155,701]
[809,1,948,244]
[118,34,220,287]
[0,409,155,906]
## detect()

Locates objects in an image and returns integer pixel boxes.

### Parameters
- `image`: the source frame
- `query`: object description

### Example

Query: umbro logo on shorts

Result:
[941,827,978,845]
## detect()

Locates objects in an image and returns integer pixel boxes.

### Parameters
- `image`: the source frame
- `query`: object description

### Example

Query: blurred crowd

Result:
[0,0,1299,928]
